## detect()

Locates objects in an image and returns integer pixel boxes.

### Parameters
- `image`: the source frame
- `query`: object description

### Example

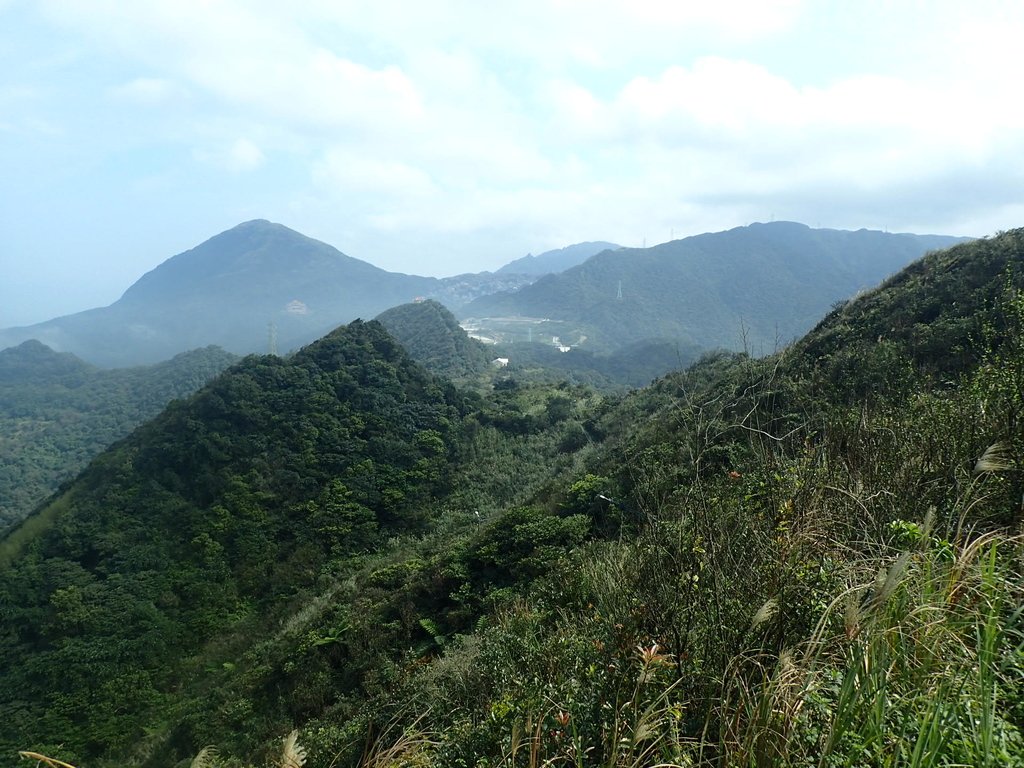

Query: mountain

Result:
[375,299,490,381]
[495,241,621,275]
[0,341,237,529]
[0,224,619,368]
[0,221,441,367]
[0,338,93,384]
[465,222,969,355]
[0,320,470,765]
[427,273,538,310]
[2,231,1022,768]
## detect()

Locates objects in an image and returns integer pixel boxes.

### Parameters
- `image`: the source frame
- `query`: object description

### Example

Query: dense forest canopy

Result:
[0,342,237,530]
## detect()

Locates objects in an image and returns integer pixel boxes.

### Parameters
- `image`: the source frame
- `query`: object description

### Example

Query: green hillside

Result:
[2,232,1022,768]
[375,299,491,382]
[464,222,968,355]
[0,320,479,763]
[0,342,238,530]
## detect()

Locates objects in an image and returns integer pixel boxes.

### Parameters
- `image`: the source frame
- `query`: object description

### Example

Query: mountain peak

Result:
[0,339,93,382]
[0,222,438,366]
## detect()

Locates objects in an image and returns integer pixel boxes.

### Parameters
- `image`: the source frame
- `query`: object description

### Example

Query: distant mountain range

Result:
[1,227,1020,766]
[0,221,549,367]
[463,222,969,355]
[495,241,621,275]
[0,221,436,366]
[0,220,968,368]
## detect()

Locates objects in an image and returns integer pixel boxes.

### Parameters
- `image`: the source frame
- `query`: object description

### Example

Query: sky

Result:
[2,1,1024,327]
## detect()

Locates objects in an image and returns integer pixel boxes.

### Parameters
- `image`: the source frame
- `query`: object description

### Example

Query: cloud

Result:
[10,0,1024,287]
[38,1,425,136]
[313,148,436,199]
[226,138,265,172]
[194,137,266,172]
[108,77,189,106]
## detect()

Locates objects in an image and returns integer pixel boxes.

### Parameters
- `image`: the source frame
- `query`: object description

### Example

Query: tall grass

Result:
[717,530,1023,768]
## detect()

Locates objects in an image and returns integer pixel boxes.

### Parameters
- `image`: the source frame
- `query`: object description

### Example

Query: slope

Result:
[375,299,491,382]
[0,320,468,765]
[465,221,968,354]
[335,229,1024,767]
[0,221,440,367]
[0,342,238,529]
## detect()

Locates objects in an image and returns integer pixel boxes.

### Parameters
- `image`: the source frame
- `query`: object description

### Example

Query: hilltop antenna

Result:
[268,320,278,356]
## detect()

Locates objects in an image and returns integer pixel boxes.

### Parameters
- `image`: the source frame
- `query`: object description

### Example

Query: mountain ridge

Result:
[464,221,970,354]
[0,341,238,529]
[495,240,621,275]
[0,221,441,367]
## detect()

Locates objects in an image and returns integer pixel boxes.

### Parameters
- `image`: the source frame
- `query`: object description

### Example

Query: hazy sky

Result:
[3,1,1024,327]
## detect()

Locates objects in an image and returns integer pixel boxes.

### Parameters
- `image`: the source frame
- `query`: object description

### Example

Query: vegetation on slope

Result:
[465,222,967,356]
[333,229,1024,767]
[375,300,491,383]
[5,232,1024,767]
[0,342,237,530]
[0,321,470,763]
[492,337,706,389]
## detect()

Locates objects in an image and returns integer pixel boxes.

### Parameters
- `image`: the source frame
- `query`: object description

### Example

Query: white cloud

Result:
[227,138,265,172]
[38,1,425,135]
[8,0,1024,293]
[108,77,189,106]
[313,148,437,199]
[194,137,266,172]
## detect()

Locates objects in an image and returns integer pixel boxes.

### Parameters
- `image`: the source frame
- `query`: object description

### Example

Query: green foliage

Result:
[0,343,237,530]
[375,300,490,383]
[466,222,965,357]
[490,337,704,389]
[0,321,466,765]
[339,233,1024,767]
[6,231,1024,768]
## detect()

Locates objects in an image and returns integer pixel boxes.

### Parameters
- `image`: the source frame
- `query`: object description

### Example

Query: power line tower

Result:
[268,320,278,356]
[616,280,623,301]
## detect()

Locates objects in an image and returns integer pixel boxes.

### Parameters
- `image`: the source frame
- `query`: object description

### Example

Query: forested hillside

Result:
[2,232,1023,768]
[0,342,237,529]
[464,222,968,356]
[375,300,491,382]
